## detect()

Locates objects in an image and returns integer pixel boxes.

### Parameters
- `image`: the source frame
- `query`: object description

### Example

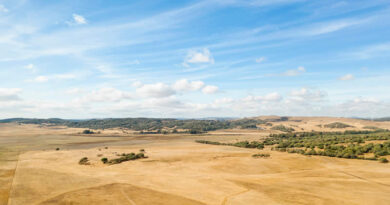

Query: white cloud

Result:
[283,66,305,76]
[134,80,218,97]
[72,14,87,25]
[305,19,364,36]
[290,88,327,102]
[24,64,36,72]
[96,65,112,73]
[0,4,8,13]
[259,92,282,101]
[339,74,354,81]
[242,92,282,103]
[202,85,219,94]
[136,83,176,98]
[172,79,204,92]
[34,76,49,83]
[214,97,233,104]
[66,88,84,95]
[54,74,77,80]
[144,97,187,109]
[30,73,77,83]
[132,81,143,88]
[24,64,34,69]
[0,88,22,101]
[75,87,132,103]
[255,56,266,63]
[185,48,214,64]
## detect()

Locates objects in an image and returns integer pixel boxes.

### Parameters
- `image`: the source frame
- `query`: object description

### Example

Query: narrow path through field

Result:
[120,187,137,205]
[339,171,390,188]
[6,152,20,205]
[220,188,250,205]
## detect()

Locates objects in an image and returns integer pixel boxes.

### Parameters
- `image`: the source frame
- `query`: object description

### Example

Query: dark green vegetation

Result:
[271,125,295,132]
[197,130,390,163]
[363,126,380,130]
[107,152,147,164]
[269,131,390,162]
[0,117,289,133]
[324,122,352,129]
[379,157,389,163]
[252,153,270,158]
[79,157,90,165]
[82,129,96,134]
[101,157,108,164]
[195,140,264,149]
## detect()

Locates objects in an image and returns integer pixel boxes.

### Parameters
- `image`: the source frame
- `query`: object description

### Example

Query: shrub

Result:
[108,152,147,164]
[324,122,352,129]
[252,153,270,158]
[82,129,95,134]
[79,157,90,165]
[271,125,295,132]
[140,149,145,152]
[101,158,108,164]
[56,148,60,151]
[379,158,389,163]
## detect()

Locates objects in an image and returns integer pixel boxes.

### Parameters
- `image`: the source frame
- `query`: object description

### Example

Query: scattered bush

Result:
[271,125,295,132]
[55,148,60,151]
[324,122,352,129]
[82,129,95,134]
[195,140,265,149]
[101,158,108,164]
[379,158,389,163]
[252,153,270,158]
[79,157,90,165]
[197,130,390,163]
[140,149,145,152]
[108,152,147,164]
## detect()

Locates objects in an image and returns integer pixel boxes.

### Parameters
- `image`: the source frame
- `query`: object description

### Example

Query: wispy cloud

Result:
[202,85,219,94]
[255,57,266,63]
[339,74,354,81]
[33,76,49,83]
[66,14,88,25]
[185,48,214,64]
[347,42,390,59]
[282,66,305,76]
[0,4,8,13]
[0,88,22,101]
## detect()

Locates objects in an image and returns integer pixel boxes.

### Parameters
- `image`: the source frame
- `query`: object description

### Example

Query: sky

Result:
[0,0,390,119]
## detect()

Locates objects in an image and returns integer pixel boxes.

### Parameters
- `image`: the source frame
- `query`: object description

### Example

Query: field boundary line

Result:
[6,151,20,205]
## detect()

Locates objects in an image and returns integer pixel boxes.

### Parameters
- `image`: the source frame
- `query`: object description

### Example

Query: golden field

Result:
[1,117,390,205]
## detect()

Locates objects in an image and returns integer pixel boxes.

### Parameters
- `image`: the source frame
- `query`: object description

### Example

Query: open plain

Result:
[1,117,390,205]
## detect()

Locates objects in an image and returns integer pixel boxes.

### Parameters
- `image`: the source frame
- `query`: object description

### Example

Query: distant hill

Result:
[0,117,266,132]
[372,117,390,122]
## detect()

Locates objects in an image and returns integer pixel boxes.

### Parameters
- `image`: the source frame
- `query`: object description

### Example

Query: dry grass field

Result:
[1,117,390,205]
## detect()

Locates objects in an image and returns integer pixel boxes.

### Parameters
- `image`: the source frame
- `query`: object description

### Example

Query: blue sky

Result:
[0,0,390,119]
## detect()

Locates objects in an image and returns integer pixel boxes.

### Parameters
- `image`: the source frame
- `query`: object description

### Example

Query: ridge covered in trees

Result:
[0,117,286,132]
[196,130,390,163]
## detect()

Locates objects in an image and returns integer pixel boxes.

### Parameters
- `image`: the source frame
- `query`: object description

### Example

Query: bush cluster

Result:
[196,140,264,149]
[252,153,270,158]
[324,122,352,129]
[271,125,295,132]
[107,152,147,164]
[79,157,90,165]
